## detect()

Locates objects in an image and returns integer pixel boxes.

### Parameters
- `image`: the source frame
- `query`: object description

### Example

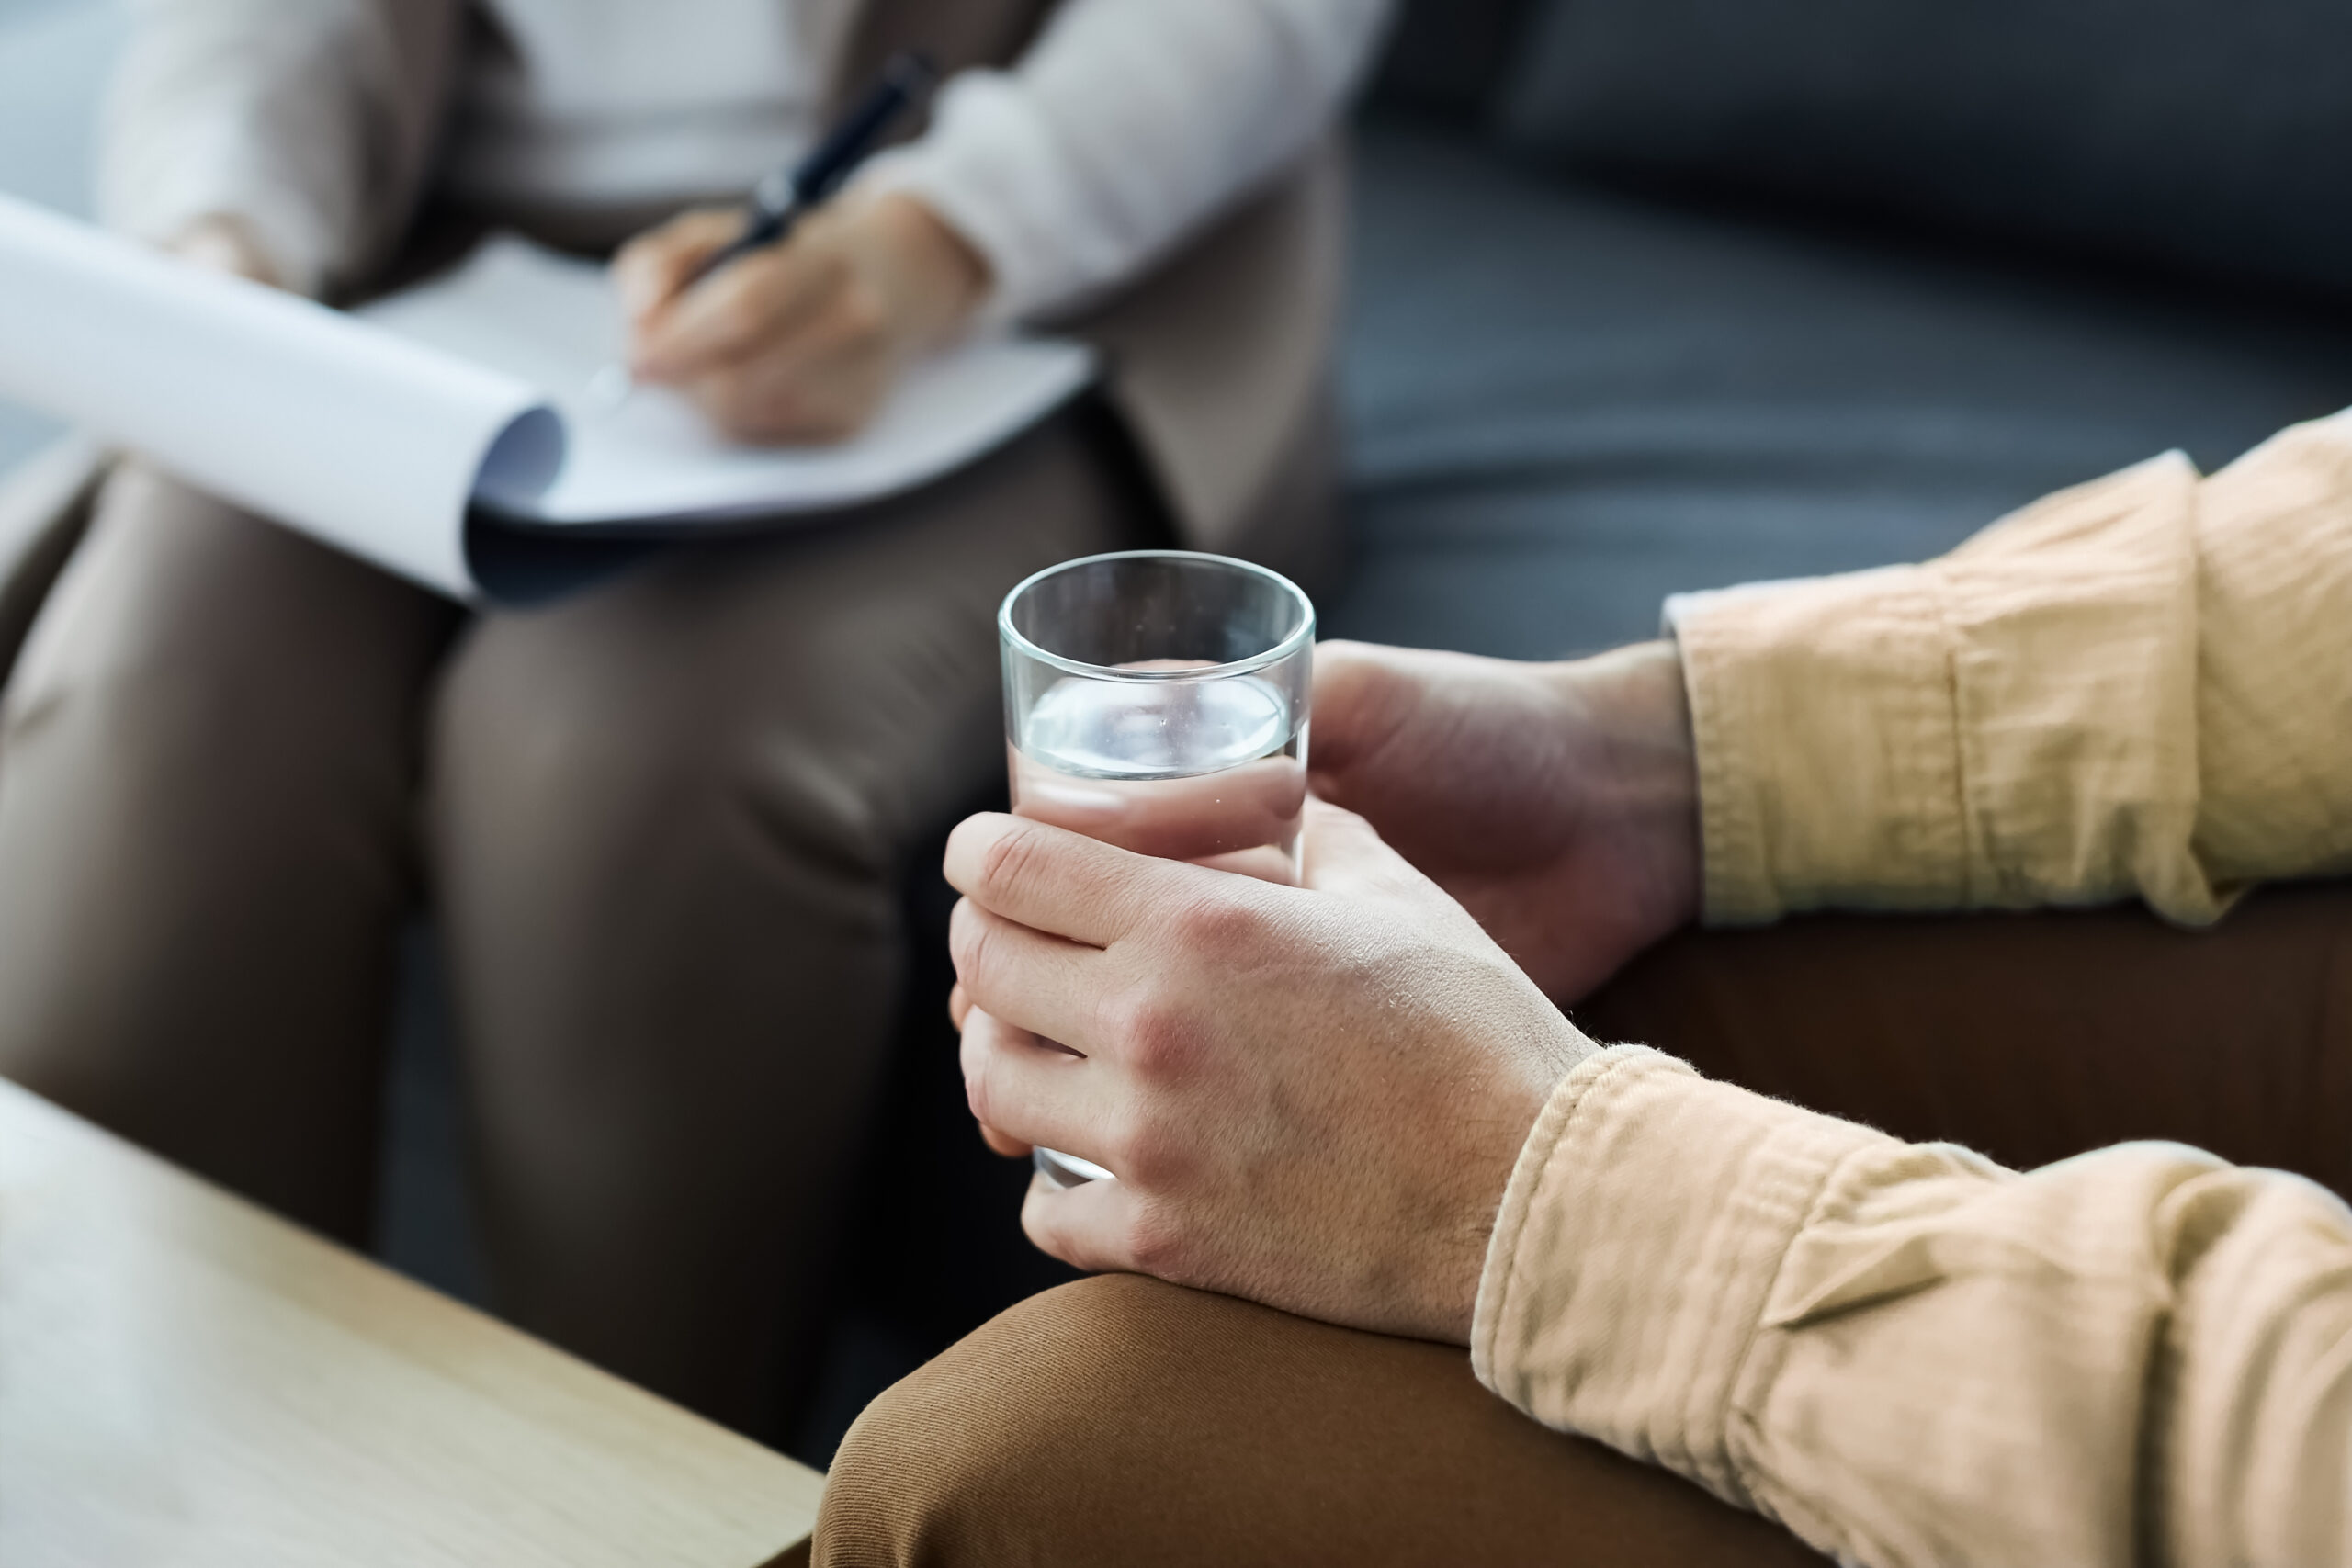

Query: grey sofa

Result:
[1334,1,2352,660]
[8,0,2352,1468]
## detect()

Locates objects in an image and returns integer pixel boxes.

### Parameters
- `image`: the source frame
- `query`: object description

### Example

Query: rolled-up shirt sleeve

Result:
[1486,411,2352,1563]
[856,0,1390,324]
[1666,410,2352,925]
[1475,1047,2352,1568]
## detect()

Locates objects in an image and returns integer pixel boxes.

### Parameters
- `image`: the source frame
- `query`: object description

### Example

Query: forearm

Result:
[1476,1049,2352,1567]
[1672,412,2352,924]
[101,0,458,297]
[855,0,1391,322]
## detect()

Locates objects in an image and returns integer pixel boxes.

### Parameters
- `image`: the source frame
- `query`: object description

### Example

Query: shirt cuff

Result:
[1662,450,2213,926]
[855,71,1115,330]
[1663,564,1966,924]
[1471,1046,1891,1506]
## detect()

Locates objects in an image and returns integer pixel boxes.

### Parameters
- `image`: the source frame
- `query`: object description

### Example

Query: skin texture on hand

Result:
[1308,638,1702,1002]
[613,190,989,444]
[945,802,1598,1346]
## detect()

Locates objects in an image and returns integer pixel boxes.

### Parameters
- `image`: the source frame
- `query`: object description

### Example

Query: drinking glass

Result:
[997,549,1315,1189]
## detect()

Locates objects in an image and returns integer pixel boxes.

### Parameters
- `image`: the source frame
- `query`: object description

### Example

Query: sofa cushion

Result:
[1494,0,2352,298]
[1331,116,2352,660]
[1369,0,1544,119]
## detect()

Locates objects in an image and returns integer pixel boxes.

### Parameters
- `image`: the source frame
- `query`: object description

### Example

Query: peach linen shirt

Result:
[1474,411,2352,1566]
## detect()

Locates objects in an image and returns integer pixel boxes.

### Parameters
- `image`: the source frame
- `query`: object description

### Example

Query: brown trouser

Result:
[0,408,1148,1430]
[816,879,2352,1564]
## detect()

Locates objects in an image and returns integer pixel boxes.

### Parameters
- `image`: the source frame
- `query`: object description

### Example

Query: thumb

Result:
[1298,797,1427,900]
[1304,641,1407,802]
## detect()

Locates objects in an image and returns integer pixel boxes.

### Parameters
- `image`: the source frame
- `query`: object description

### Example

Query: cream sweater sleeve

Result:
[856,0,1388,325]
[1474,1048,2352,1568]
[1668,411,2352,924]
[99,0,455,298]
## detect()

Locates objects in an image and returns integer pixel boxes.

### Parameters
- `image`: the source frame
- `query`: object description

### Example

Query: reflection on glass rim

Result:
[997,549,1317,682]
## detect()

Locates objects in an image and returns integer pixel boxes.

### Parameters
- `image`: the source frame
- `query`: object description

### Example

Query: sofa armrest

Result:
[0,436,107,692]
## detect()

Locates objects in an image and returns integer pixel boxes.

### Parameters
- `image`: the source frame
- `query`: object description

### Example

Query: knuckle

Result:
[1107,1114,1188,1190]
[945,897,977,960]
[1170,893,1263,954]
[1018,1194,1072,1264]
[949,911,1001,996]
[1121,1210,1192,1279]
[978,819,1046,902]
[961,1049,999,1125]
[1023,1201,1108,1275]
[1106,989,1195,1079]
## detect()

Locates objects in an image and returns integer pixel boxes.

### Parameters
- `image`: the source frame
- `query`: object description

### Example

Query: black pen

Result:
[589,51,938,408]
[681,51,938,288]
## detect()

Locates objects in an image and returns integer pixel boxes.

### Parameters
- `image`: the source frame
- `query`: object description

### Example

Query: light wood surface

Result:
[0,1077,823,1567]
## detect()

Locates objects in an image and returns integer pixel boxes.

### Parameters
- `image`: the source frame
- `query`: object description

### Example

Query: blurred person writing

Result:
[0,0,1388,1434]
[875,412,2352,1563]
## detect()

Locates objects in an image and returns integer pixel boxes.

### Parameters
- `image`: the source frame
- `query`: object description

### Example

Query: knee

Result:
[432,626,897,891]
[813,1276,1209,1566]
[6,466,445,778]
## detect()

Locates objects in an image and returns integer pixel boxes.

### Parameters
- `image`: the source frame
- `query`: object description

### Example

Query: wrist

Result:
[1546,639,1703,933]
[854,190,989,349]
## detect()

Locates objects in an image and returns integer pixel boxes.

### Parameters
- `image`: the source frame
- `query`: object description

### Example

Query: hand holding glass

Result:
[996,550,1314,1188]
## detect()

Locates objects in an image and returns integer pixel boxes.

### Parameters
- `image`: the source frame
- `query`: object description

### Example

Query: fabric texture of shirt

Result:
[1474,412,2352,1565]
[100,0,1387,318]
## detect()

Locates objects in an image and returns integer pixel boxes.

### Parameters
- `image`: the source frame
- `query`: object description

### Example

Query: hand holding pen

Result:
[610,52,991,445]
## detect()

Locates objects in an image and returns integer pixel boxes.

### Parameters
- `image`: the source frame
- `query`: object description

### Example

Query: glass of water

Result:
[997,550,1315,1189]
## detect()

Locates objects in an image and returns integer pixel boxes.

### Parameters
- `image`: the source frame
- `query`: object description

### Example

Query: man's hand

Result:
[614,190,988,444]
[1310,638,1702,1001]
[945,802,1595,1345]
